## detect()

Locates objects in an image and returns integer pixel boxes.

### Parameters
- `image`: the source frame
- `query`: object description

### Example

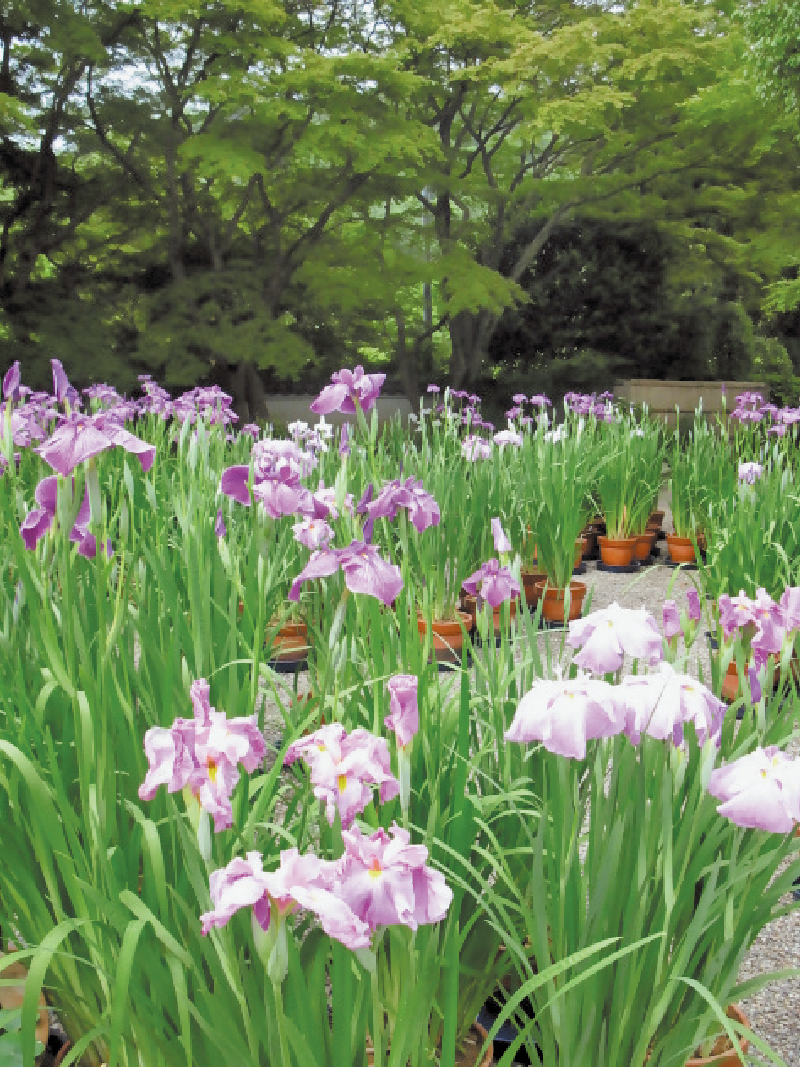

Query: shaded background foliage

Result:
[3,0,800,412]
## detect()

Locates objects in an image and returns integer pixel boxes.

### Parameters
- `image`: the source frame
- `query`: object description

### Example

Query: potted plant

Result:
[522,426,598,623]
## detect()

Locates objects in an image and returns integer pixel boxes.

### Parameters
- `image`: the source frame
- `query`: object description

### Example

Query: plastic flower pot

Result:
[685,1003,750,1067]
[367,1022,493,1067]
[417,611,472,664]
[534,580,587,623]
[598,536,637,567]
[666,535,697,564]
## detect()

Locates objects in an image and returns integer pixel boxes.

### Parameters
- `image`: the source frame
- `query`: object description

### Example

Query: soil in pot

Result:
[599,536,637,567]
[535,580,587,624]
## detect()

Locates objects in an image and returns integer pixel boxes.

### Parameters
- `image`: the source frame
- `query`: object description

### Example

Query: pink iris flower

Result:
[738,462,763,484]
[491,518,512,555]
[367,477,440,532]
[718,590,760,638]
[662,599,681,640]
[493,426,523,448]
[20,475,111,558]
[139,679,265,832]
[568,603,663,674]
[462,558,520,608]
[337,823,453,932]
[384,675,419,749]
[284,725,399,826]
[780,586,800,631]
[310,365,386,416]
[288,540,403,607]
[618,665,726,747]
[462,435,493,461]
[504,677,626,759]
[292,517,334,550]
[37,414,154,477]
[708,747,800,833]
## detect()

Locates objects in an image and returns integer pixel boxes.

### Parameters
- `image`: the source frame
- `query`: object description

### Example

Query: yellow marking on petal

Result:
[337,774,347,793]
[368,858,382,879]
[761,768,768,778]
[208,760,218,784]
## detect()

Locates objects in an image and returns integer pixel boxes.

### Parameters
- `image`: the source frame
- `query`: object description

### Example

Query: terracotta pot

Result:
[521,570,547,606]
[720,659,740,703]
[633,535,653,562]
[270,621,308,662]
[0,953,50,1046]
[599,536,637,567]
[367,1023,492,1067]
[417,611,471,664]
[535,580,587,623]
[685,1003,750,1067]
[666,535,697,564]
[581,527,598,557]
[463,595,518,638]
[574,537,587,568]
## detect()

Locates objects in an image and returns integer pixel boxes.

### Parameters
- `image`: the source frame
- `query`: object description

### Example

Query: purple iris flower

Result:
[37,415,155,477]
[242,423,260,440]
[51,359,80,407]
[529,394,552,407]
[686,588,702,622]
[288,540,403,606]
[214,510,227,538]
[3,361,20,402]
[738,462,763,484]
[20,475,111,558]
[220,440,317,517]
[339,422,351,457]
[310,365,386,416]
[462,559,520,608]
[491,518,512,554]
[663,599,681,640]
[426,384,440,394]
[367,478,440,532]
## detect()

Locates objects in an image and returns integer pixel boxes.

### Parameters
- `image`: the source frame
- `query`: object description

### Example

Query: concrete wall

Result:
[263,394,413,428]
[614,380,768,430]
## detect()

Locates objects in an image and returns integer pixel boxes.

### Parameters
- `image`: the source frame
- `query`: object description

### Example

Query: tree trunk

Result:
[449,310,485,391]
